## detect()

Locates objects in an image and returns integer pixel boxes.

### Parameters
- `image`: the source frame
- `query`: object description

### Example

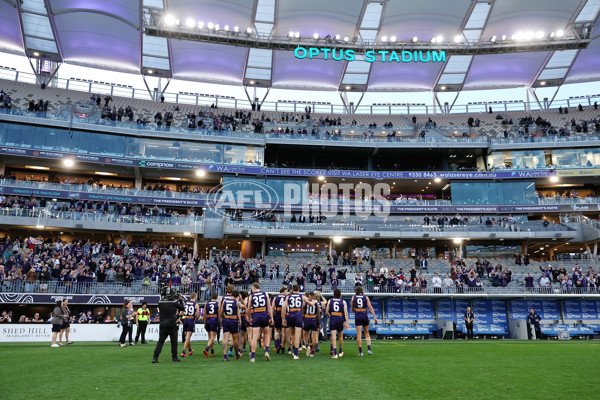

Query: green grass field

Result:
[2,340,599,400]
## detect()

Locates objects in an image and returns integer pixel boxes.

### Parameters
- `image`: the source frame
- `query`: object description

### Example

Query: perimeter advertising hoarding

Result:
[0,324,208,342]
[0,145,556,180]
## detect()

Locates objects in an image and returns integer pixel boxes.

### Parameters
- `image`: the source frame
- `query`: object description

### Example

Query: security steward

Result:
[527,308,543,340]
[152,288,185,363]
[135,302,150,344]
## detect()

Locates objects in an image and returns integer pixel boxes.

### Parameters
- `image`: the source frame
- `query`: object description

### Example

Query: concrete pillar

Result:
[593,242,598,261]
[135,176,142,191]
[193,235,198,258]
[261,238,266,258]
[241,240,254,259]
[328,239,333,257]
[521,241,528,257]
[0,159,5,176]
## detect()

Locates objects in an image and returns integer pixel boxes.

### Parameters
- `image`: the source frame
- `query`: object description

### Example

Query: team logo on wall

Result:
[0,294,34,303]
[206,180,280,219]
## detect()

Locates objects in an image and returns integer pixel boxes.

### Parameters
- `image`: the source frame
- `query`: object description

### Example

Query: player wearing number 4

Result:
[351,286,378,356]
[247,282,274,362]
[283,284,318,360]
[327,288,349,359]
[181,293,200,358]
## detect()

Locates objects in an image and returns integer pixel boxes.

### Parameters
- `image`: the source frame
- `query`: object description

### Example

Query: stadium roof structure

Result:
[1,0,600,93]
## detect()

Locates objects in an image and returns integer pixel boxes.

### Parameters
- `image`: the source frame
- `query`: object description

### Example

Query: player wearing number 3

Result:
[247,282,274,362]
[282,284,317,360]
[351,286,378,356]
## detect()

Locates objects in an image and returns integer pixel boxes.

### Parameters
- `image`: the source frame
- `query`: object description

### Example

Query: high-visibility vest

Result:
[137,308,150,322]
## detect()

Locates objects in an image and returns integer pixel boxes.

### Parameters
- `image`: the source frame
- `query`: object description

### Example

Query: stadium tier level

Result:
[1,0,600,386]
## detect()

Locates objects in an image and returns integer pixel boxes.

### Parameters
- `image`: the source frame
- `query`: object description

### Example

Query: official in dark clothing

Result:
[152,289,185,363]
[464,306,474,339]
[527,308,543,340]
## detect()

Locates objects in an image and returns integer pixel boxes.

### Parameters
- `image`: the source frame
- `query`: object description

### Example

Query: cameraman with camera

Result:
[152,288,185,363]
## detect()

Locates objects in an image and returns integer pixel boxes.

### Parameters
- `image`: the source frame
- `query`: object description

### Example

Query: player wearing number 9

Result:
[351,286,378,356]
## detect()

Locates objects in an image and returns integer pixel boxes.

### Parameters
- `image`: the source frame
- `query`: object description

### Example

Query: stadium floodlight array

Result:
[147,12,591,56]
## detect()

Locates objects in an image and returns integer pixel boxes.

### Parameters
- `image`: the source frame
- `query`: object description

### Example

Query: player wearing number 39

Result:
[282,284,317,360]
[327,288,349,359]
[181,292,200,358]
[351,286,378,356]
[247,282,274,362]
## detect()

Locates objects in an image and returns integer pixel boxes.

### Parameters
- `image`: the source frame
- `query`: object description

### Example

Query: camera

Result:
[162,287,181,301]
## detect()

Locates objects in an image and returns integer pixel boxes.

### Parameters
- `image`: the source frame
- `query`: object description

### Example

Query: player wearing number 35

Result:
[247,282,274,362]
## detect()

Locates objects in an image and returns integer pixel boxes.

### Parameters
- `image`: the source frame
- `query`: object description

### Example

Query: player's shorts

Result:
[205,319,219,333]
[62,322,70,329]
[222,319,239,334]
[251,314,270,328]
[240,318,247,332]
[52,324,62,333]
[182,318,195,332]
[273,316,283,330]
[329,318,344,333]
[355,316,370,327]
[286,314,303,328]
[303,319,318,332]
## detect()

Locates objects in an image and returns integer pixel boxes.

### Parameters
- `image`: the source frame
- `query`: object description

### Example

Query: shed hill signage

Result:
[294,47,447,63]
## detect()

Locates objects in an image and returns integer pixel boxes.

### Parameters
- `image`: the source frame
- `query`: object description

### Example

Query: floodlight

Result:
[164,14,176,26]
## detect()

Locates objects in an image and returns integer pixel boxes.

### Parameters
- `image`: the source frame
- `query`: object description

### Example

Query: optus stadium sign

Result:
[294,47,447,63]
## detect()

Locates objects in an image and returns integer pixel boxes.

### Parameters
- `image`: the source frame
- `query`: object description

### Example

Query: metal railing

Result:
[1,106,598,147]
[225,219,574,233]
[3,280,599,297]
[1,68,600,115]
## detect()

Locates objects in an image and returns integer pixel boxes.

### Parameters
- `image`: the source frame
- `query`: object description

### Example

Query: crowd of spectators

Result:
[0,195,196,219]
[523,264,599,292]
[0,89,12,110]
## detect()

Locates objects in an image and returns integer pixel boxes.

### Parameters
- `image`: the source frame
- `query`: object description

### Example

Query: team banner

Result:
[0,145,556,180]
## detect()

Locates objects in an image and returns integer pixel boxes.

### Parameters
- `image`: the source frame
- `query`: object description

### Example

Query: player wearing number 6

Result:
[181,292,199,358]
[247,282,273,362]
[282,284,317,360]
[351,286,378,356]
[327,288,349,359]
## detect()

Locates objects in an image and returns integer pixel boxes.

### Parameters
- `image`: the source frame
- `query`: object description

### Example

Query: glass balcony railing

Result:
[0,207,202,226]
[1,107,597,147]
[1,179,598,207]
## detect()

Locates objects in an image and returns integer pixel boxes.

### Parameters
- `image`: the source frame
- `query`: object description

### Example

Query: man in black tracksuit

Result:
[152,289,185,363]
